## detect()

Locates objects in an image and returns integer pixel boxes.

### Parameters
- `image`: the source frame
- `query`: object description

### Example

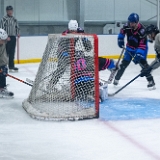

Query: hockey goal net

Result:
[22,33,99,121]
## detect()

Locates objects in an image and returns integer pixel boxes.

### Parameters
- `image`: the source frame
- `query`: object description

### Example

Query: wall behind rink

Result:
[14,35,156,64]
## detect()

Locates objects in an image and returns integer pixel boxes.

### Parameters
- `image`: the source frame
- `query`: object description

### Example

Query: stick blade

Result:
[108,93,116,97]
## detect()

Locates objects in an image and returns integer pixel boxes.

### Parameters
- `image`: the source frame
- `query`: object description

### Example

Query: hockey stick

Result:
[6,74,33,87]
[108,48,144,97]
[7,74,51,94]
[26,78,34,85]
[108,73,141,96]
[107,47,125,84]
[108,60,158,97]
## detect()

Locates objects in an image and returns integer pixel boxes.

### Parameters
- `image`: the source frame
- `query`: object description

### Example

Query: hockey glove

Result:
[133,49,145,64]
[118,38,124,48]
[0,66,8,77]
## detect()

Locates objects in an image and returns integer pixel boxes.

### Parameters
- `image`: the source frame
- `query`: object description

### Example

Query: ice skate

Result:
[0,88,14,98]
[113,79,119,86]
[147,80,156,90]
[9,67,18,73]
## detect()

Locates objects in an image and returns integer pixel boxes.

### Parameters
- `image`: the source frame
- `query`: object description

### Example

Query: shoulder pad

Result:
[139,28,145,36]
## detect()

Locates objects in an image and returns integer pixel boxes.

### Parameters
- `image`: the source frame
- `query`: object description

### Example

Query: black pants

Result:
[115,59,154,82]
[6,36,16,69]
[0,76,6,88]
[0,66,6,88]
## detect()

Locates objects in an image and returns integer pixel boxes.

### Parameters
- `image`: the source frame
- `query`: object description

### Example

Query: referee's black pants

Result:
[6,36,16,69]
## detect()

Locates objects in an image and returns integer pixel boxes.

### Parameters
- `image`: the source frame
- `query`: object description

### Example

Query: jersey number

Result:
[74,58,87,71]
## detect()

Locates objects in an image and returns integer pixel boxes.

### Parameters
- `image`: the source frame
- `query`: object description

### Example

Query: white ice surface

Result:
[0,59,160,160]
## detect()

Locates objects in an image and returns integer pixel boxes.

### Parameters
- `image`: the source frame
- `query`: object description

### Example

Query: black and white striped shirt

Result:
[0,15,20,36]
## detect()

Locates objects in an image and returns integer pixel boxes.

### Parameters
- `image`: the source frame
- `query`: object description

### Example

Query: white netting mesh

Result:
[22,34,99,121]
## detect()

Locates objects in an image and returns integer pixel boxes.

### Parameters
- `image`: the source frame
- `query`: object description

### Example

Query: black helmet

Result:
[6,6,13,10]
[145,24,159,35]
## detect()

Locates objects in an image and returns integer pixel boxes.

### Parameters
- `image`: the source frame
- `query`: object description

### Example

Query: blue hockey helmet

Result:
[128,13,139,23]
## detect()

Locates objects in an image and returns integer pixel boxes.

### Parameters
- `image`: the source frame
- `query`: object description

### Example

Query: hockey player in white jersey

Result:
[0,28,14,98]
[141,24,160,76]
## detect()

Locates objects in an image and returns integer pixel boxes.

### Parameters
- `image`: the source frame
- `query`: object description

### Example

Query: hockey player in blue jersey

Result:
[113,13,155,89]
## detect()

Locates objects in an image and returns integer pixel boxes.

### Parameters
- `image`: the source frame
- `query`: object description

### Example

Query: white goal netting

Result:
[22,34,99,121]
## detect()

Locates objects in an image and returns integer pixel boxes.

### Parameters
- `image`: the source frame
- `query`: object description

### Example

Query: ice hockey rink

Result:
[0,59,160,160]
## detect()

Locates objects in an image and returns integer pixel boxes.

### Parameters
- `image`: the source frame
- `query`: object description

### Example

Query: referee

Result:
[0,6,20,72]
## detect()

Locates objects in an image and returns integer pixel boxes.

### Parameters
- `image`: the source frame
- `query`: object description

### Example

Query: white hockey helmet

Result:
[0,28,8,40]
[68,20,78,31]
